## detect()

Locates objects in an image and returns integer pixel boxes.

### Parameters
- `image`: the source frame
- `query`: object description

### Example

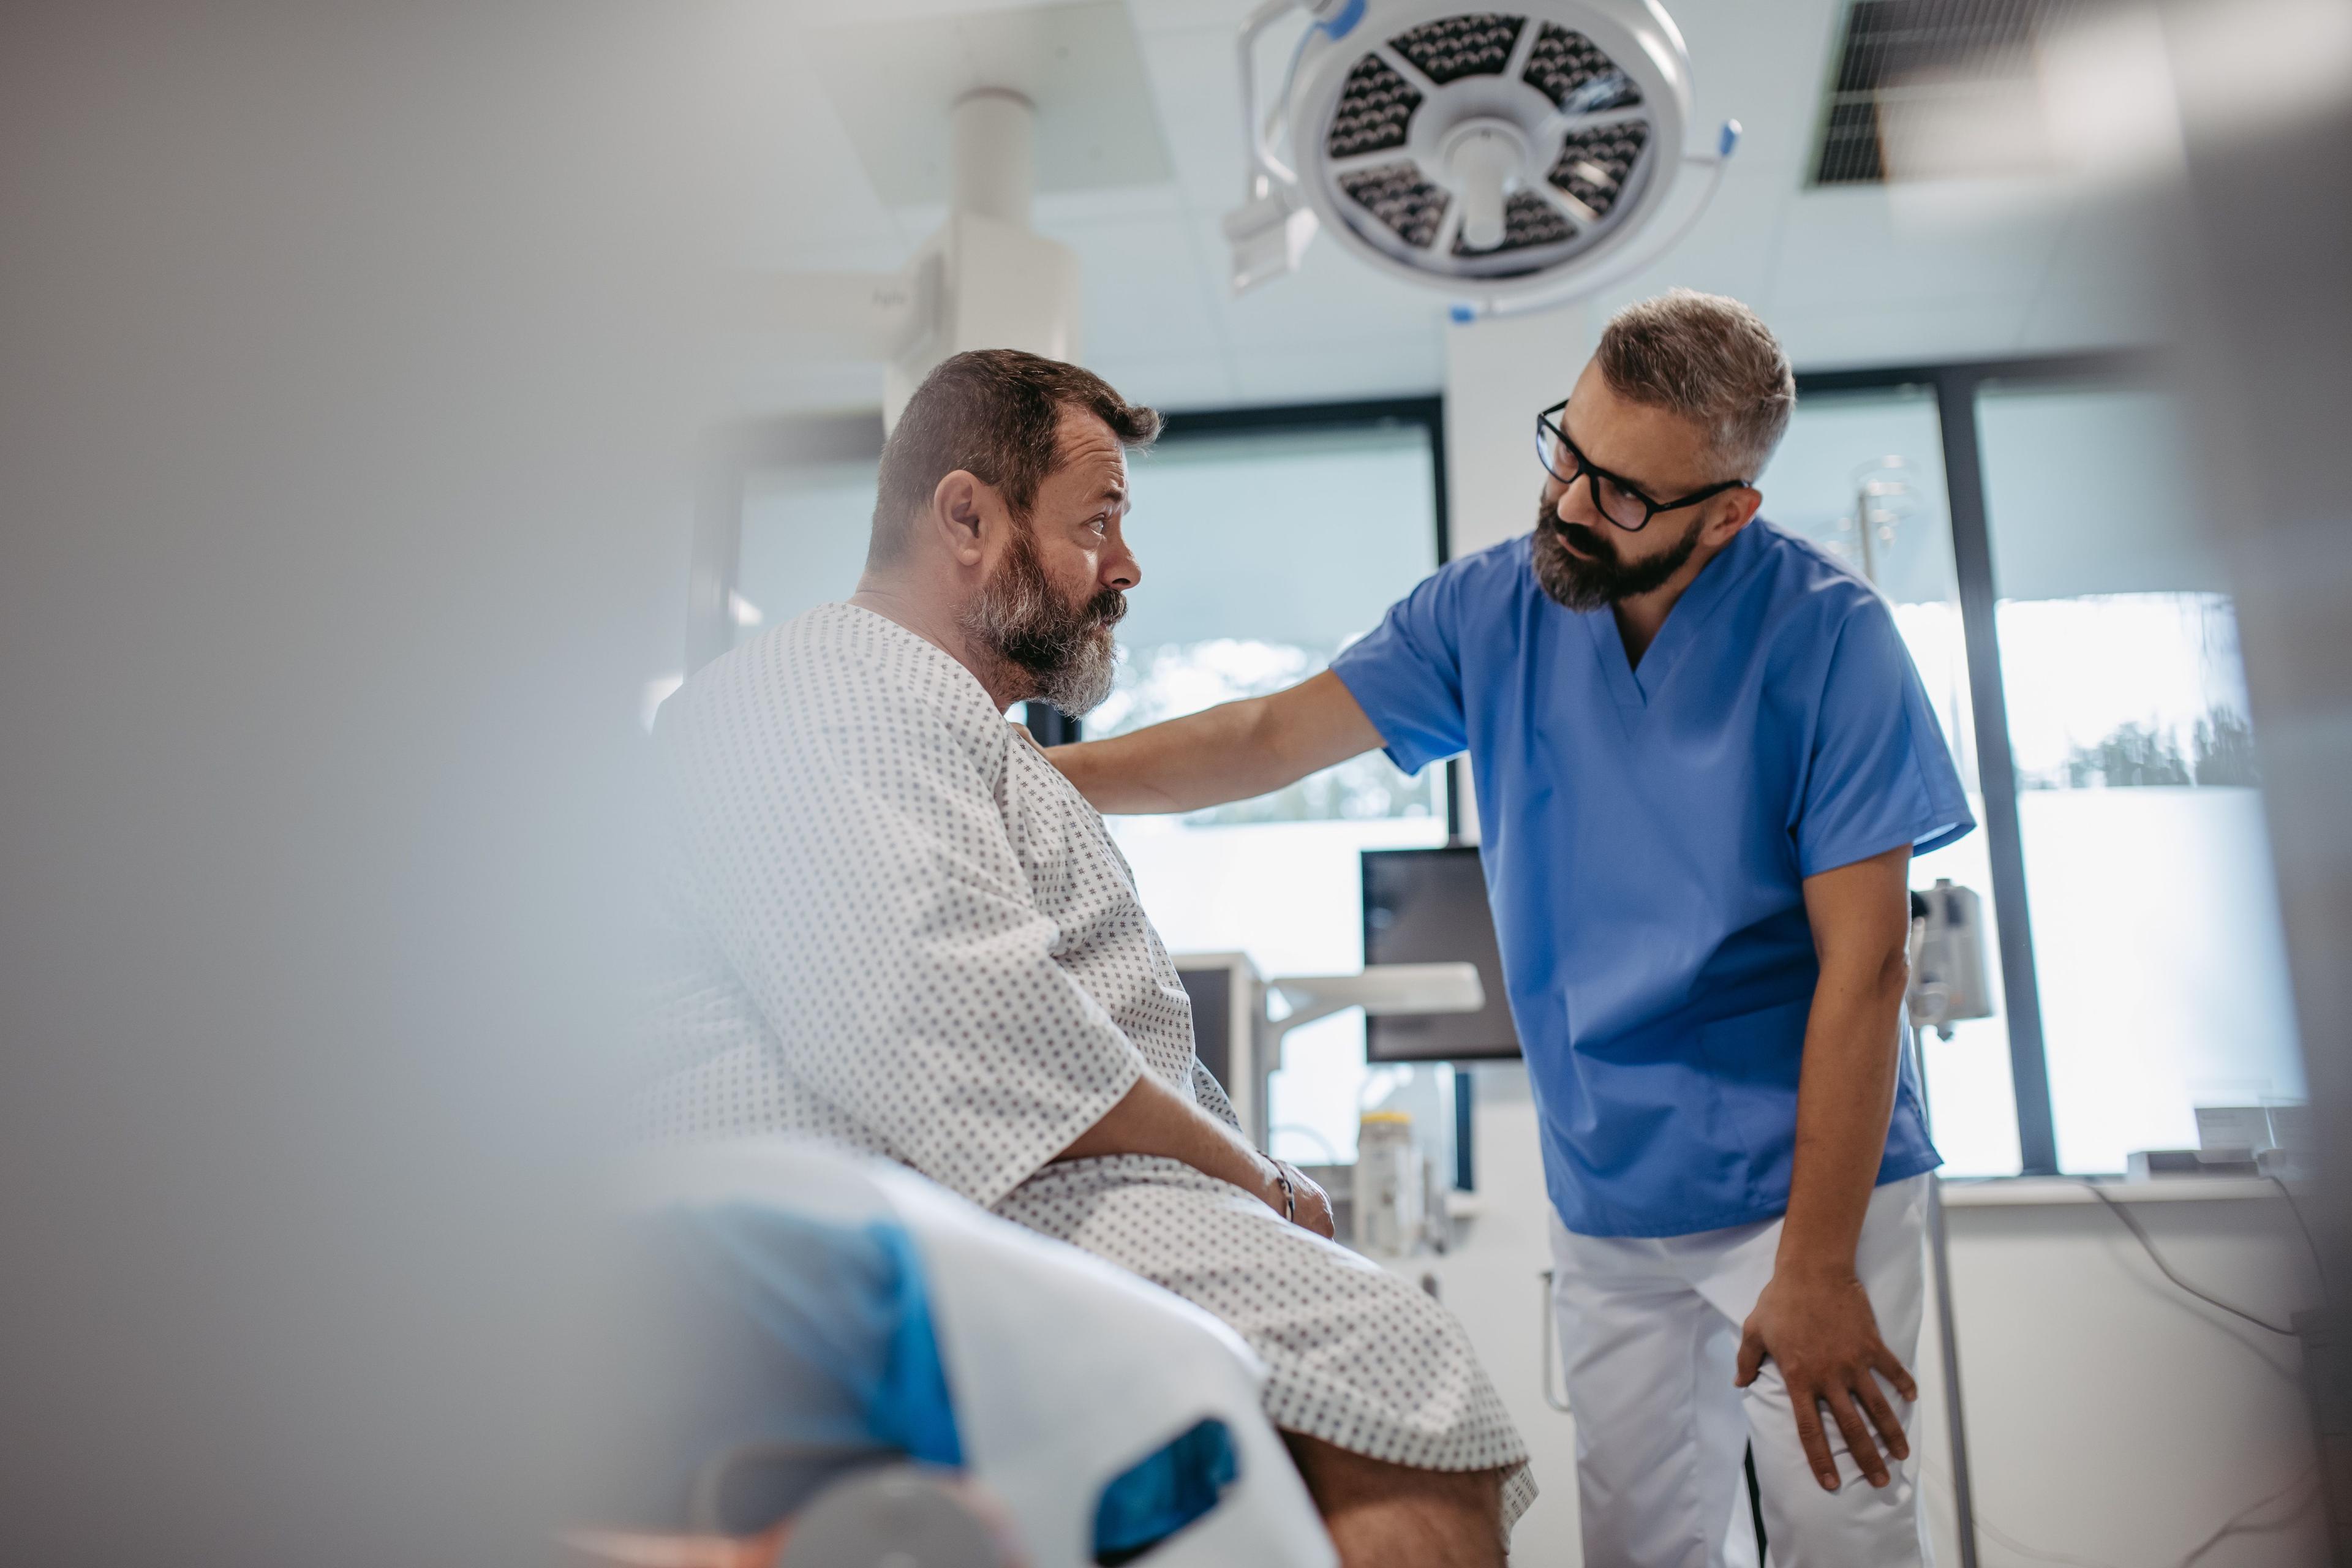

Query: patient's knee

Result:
[1281,1433,1504,1568]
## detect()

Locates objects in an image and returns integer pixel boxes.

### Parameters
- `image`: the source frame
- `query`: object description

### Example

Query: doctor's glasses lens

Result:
[1537,422,1651,531]
[1585,473,1654,530]
[1536,423,1575,484]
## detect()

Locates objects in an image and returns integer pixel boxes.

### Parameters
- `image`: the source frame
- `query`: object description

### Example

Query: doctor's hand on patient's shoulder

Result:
[1735,1267,1917,1493]
[1261,1156,1337,1240]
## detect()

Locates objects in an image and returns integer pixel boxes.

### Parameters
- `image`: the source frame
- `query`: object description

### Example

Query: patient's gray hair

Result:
[1596,289,1794,483]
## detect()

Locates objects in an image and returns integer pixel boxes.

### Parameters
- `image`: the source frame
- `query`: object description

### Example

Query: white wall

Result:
[1927,1182,2323,1568]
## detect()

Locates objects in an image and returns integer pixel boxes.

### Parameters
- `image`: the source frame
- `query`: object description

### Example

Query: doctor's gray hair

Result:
[870,349,1161,566]
[1596,290,1794,483]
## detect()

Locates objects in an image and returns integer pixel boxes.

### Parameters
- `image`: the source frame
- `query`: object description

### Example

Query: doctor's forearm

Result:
[1776,949,1910,1275]
[1049,670,1384,815]
[1049,698,1284,813]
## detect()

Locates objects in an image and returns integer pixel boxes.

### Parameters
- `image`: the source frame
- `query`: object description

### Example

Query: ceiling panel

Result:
[1126,0,1268,31]
[1763,181,2073,315]
[804,2,1174,205]
[1060,211,1232,365]
[1131,21,1261,214]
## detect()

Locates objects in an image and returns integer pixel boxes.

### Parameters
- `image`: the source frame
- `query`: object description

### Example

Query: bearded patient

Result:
[638,350,1531,1568]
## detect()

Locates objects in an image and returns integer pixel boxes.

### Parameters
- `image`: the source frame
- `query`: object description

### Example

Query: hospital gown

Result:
[640,602,1532,1525]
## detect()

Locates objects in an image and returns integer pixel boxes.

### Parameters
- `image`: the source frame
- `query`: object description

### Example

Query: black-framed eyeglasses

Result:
[1536,398,1750,533]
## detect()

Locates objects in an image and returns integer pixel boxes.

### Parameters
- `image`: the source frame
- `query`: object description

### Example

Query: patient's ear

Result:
[929,470,992,567]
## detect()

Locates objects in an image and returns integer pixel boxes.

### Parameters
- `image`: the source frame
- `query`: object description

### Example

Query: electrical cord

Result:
[2176,1466,2319,1566]
[1929,1464,2320,1568]
[1967,1508,2125,1568]
[2269,1174,2330,1299]
[1921,1182,2318,1564]
[2071,1178,2297,1336]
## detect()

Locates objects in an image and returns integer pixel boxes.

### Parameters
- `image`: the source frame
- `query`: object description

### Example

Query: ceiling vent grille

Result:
[1811,0,2086,185]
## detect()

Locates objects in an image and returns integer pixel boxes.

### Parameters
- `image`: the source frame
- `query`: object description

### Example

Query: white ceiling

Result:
[739,0,2173,418]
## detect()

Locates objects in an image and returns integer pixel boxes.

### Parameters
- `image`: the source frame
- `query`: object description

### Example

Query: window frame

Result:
[1798,349,2168,1175]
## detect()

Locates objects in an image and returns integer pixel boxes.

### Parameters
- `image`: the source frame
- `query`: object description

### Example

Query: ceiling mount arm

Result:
[1237,0,1308,198]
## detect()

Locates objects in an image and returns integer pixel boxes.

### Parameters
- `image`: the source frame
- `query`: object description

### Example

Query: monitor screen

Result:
[1175,965,1234,1090]
[1362,846,1521,1062]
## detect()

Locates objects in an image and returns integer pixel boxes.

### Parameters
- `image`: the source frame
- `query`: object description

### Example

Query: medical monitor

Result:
[1174,950,1265,1145]
[1361,847,1520,1063]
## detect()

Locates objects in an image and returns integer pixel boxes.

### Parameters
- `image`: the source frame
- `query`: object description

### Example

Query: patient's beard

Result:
[962,522,1126,717]
[1531,500,1705,612]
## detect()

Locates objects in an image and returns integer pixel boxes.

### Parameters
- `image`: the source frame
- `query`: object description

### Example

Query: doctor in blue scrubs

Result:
[1052,290,1973,1565]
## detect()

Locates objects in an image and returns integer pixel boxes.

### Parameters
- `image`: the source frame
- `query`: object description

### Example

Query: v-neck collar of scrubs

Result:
[1580,521,1766,714]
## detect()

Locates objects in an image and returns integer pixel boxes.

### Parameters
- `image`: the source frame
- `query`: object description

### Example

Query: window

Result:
[1096,413,1450,1165]
[731,457,878,644]
[1978,383,2302,1172]
[1754,388,2020,1175]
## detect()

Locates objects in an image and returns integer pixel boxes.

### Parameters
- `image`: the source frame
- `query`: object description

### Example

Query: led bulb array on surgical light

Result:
[1225,0,1738,315]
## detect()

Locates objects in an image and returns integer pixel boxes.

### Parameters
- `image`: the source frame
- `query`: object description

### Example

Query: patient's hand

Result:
[1281,1160,1337,1241]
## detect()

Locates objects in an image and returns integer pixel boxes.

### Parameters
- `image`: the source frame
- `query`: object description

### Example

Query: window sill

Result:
[1936,1174,2286,1208]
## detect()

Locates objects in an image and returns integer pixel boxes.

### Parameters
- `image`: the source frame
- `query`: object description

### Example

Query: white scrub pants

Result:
[1547,1175,1934,1567]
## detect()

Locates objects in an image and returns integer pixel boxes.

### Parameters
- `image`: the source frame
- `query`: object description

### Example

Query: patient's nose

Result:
[1104,538,1140,592]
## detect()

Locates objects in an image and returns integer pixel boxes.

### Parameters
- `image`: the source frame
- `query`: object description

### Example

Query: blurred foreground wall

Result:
[2164,0,2352,1556]
[0,4,790,1561]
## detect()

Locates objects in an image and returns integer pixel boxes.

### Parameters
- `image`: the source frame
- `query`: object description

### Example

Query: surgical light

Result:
[1225,0,1739,315]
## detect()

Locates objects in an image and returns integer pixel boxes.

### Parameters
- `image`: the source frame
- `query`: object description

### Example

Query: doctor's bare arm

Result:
[1047,669,1385,815]
[1054,1072,1336,1238]
[1736,842,1919,1491]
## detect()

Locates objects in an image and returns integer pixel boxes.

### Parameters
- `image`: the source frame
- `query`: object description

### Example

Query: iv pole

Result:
[1850,458,1982,1568]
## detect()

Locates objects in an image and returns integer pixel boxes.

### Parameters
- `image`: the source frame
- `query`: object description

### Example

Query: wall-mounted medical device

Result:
[1224,0,1737,315]
[1907,878,1993,1041]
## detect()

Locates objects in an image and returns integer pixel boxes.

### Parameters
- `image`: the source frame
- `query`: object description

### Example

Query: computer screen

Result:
[1175,964,1234,1090]
[1361,846,1521,1062]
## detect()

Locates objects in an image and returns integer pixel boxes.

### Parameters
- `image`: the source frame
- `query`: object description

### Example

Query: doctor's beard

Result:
[962,520,1126,717]
[1530,499,1706,612]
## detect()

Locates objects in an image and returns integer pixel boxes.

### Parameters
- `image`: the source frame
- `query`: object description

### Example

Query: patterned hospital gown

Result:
[641,602,1532,1525]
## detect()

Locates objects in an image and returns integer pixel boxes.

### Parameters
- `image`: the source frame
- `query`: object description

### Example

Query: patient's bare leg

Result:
[1283,1432,1506,1568]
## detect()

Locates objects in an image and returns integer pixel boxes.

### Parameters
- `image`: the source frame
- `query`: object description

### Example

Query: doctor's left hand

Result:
[1734,1269,1916,1492]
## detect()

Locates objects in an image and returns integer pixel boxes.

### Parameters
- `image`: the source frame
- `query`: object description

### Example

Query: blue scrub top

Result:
[1332,520,1974,1238]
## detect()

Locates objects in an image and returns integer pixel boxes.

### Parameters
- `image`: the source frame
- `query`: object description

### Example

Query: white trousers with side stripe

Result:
[1547,1174,1934,1567]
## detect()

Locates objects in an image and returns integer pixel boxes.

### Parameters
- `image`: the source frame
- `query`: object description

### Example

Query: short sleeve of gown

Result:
[1795,597,1976,878]
[1329,566,1470,776]
[668,690,1143,1210]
